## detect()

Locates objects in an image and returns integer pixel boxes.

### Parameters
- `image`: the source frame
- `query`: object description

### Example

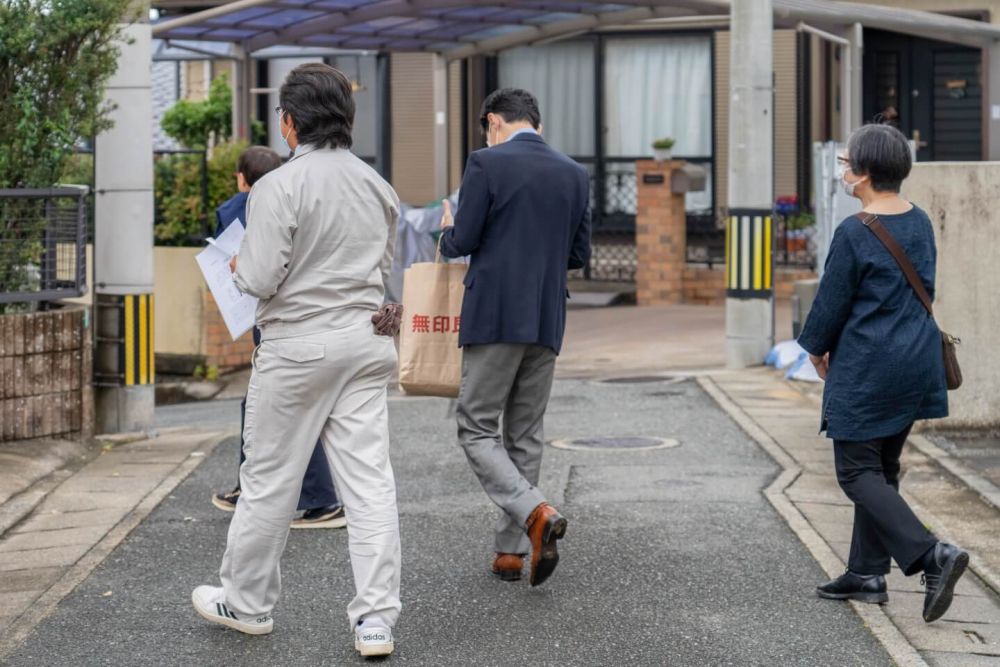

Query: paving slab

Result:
[923,651,1000,666]
[11,509,120,534]
[0,526,109,553]
[0,429,228,657]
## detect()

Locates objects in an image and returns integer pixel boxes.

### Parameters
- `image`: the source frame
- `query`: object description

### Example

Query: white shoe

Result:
[191,585,273,635]
[355,624,394,657]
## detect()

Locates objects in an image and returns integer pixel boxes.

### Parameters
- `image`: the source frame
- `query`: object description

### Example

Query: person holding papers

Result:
[191,64,403,659]
[209,145,345,530]
[439,88,591,587]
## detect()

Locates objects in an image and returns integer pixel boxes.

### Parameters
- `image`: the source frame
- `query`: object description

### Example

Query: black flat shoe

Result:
[817,571,888,604]
[922,542,969,623]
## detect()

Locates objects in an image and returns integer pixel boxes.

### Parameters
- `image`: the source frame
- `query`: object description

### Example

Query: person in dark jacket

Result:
[798,123,966,623]
[211,145,345,529]
[439,88,591,587]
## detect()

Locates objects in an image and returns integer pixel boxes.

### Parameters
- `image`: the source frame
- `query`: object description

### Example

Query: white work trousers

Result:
[220,318,401,630]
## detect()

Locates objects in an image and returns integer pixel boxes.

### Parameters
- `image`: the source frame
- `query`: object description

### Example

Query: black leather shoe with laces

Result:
[817,571,888,604]
[921,542,969,623]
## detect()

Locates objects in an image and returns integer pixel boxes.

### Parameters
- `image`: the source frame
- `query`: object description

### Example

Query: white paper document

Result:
[196,220,258,341]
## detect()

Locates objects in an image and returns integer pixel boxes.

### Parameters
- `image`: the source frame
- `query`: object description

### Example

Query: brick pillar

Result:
[635,160,687,305]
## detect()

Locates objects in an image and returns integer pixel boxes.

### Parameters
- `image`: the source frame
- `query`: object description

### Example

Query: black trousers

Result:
[834,424,937,576]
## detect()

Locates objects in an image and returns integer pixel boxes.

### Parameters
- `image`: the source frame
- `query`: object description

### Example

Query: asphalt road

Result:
[6,379,891,666]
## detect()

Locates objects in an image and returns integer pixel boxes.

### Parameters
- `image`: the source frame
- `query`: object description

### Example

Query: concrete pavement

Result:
[2,301,998,665]
[3,378,892,666]
[707,370,1000,665]
[557,302,793,378]
[0,428,231,660]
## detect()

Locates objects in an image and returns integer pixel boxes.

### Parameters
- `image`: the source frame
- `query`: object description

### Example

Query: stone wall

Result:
[0,307,92,442]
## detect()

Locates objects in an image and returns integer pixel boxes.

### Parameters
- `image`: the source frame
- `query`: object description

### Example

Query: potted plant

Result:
[652,137,675,162]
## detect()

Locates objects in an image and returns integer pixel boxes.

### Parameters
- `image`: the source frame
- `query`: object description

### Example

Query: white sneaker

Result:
[191,585,273,635]
[355,624,394,657]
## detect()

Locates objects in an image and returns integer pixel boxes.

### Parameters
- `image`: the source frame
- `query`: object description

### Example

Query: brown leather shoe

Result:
[526,503,568,587]
[491,553,524,582]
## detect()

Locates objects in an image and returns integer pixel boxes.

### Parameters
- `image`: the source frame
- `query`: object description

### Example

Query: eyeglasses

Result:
[274,105,284,120]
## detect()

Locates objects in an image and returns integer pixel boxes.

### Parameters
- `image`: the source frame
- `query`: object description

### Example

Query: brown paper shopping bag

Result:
[398,258,467,397]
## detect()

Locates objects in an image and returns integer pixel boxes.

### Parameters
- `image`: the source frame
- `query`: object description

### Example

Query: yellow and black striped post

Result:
[726,208,774,298]
[95,293,155,386]
[121,293,155,385]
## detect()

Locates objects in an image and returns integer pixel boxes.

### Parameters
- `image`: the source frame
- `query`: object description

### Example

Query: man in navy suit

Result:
[211,146,345,529]
[439,88,591,587]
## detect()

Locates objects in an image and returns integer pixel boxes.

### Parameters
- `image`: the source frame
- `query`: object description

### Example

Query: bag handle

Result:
[434,236,444,264]
[855,212,934,318]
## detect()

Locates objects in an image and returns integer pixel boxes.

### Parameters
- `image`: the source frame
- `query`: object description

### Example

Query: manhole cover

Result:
[598,375,679,384]
[549,436,680,452]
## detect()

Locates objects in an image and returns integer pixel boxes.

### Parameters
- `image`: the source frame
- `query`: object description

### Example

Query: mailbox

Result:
[671,164,707,194]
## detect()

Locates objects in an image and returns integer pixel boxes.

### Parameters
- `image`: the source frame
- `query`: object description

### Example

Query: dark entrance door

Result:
[863,30,983,161]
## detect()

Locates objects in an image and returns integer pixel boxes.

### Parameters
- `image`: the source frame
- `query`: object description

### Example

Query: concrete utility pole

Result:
[725,0,775,368]
[93,0,156,432]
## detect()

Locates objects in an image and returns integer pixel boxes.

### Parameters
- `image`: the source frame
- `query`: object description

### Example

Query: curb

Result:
[698,376,930,667]
[0,431,233,662]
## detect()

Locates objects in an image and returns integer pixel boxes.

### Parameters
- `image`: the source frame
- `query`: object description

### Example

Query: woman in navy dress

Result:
[798,123,967,623]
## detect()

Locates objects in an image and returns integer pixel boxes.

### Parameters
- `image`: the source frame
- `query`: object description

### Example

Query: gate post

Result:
[635,159,687,305]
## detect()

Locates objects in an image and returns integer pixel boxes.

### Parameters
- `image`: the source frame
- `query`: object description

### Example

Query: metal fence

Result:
[0,187,89,306]
[578,157,726,280]
[573,159,817,280]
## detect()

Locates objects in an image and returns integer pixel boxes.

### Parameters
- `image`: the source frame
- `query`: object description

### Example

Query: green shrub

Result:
[0,0,131,312]
[161,74,233,150]
[0,0,131,188]
[154,140,246,245]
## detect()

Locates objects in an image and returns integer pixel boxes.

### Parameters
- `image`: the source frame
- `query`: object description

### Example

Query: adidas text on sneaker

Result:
[355,625,394,657]
[191,585,273,635]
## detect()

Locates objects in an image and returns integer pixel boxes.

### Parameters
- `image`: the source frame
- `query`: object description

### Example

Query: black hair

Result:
[238,146,282,186]
[279,63,354,149]
[847,123,912,192]
[479,88,541,132]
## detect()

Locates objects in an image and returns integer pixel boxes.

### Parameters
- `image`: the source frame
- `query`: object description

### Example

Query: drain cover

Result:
[598,375,679,384]
[549,436,680,452]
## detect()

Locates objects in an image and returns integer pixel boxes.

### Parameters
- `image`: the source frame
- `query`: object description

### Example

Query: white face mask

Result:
[279,112,293,149]
[841,171,866,198]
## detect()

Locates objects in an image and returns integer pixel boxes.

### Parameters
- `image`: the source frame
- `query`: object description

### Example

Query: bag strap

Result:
[854,212,934,318]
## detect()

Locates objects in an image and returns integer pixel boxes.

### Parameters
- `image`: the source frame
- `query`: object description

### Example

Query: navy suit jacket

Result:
[439,133,591,354]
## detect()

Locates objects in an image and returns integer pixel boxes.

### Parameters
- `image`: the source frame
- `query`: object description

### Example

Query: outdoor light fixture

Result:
[350,55,366,93]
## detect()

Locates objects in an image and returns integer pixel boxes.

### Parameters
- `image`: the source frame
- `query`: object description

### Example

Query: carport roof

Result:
[152,0,1000,58]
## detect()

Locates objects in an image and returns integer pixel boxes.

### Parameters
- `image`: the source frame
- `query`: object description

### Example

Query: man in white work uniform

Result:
[190,63,402,659]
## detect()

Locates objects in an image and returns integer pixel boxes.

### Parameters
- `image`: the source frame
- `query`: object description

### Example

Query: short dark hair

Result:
[479,88,541,132]
[279,63,355,149]
[238,146,282,186]
[847,123,912,192]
